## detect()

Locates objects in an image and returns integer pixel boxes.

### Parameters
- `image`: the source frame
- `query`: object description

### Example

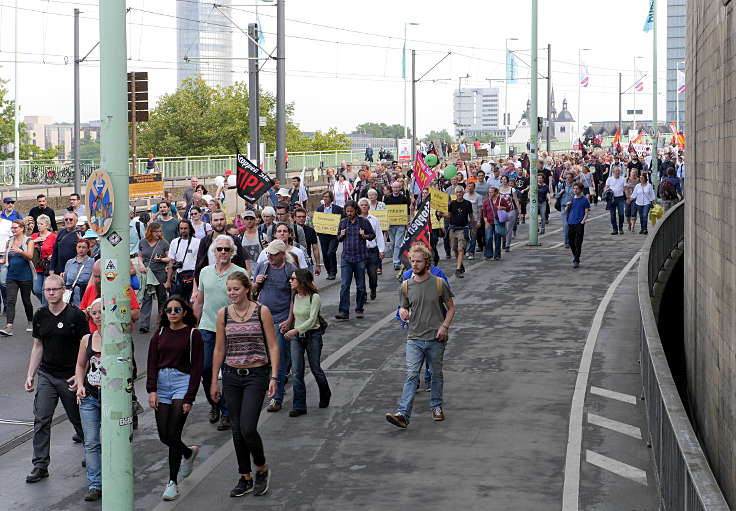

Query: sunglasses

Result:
[215,246,232,252]
[64,218,75,222]
[165,307,184,314]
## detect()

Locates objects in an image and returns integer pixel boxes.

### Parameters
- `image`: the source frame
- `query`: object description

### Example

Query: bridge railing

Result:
[638,201,729,510]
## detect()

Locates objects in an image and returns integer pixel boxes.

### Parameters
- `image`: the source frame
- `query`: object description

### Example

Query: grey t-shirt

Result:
[139,239,170,282]
[158,217,179,243]
[399,276,454,341]
[255,262,296,323]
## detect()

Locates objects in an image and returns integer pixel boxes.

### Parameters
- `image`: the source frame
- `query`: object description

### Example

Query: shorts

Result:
[449,228,468,252]
[157,368,190,404]
[625,201,636,218]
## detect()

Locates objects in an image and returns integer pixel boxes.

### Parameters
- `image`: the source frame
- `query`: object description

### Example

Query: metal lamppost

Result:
[504,37,518,155]
[403,22,419,139]
[576,47,590,139]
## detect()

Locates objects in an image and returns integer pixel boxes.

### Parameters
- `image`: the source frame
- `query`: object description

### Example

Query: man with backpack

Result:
[385,244,455,429]
[659,166,682,210]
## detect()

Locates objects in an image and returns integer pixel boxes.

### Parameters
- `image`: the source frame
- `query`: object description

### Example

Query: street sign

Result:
[129,172,164,198]
[397,138,412,162]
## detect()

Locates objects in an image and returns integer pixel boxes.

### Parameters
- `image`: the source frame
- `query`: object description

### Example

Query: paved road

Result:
[0,205,658,510]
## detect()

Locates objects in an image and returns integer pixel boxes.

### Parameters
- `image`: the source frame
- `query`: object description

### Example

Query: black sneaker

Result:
[334,313,349,321]
[26,467,49,483]
[72,433,83,444]
[230,476,254,497]
[209,405,220,424]
[385,412,408,429]
[455,269,464,279]
[610,231,619,235]
[370,290,376,300]
[84,488,102,501]
[217,415,231,431]
[253,469,270,496]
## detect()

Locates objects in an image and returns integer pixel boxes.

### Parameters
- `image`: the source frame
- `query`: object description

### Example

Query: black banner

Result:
[236,153,274,203]
[399,197,432,269]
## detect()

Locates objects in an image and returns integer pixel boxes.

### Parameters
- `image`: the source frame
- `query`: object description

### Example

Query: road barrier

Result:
[638,201,729,510]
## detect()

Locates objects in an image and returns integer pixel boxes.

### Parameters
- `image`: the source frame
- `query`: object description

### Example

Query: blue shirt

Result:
[254,261,296,323]
[337,216,375,263]
[567,196,590,225]
[0,209,23,221]
[402,266,449,286]
[7,249,33,281]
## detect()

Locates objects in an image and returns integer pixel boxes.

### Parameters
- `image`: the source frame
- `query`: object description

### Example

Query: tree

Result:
[79,134,100,160]
[308,128,351,151]
[138,76,350,157]
[422,129,453,143]
[0,78,60,161]
[354,122,410,139]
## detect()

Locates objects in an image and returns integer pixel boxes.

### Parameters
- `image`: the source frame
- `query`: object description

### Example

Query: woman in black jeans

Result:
[211,271,279,498]
[284,269,331,417]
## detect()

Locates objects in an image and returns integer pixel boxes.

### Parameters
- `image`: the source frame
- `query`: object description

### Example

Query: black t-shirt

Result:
[33,305,90,378]
[301,224,318,257]
[515,177,530,199]
[448,199,474,228]
[383,193,411,206]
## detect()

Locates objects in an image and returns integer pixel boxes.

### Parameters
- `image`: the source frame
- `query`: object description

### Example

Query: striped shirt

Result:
[224,305,268,367]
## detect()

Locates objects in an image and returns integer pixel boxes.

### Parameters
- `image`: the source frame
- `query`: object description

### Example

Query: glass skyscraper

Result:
[666,0,686,130]
[176,1,234,89]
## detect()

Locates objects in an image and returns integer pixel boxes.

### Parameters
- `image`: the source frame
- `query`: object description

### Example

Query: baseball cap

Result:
[277,188,291,197]
[77,215,88,226]
[83,229,99,239]
[265,239,287,255]
[3,197,15,204]
[261,206,276,218]
[242,210,256,218]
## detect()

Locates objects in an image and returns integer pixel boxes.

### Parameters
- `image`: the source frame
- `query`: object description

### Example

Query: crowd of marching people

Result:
[15,139,684,502]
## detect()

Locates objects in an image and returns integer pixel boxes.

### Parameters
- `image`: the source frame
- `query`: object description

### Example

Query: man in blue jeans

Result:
[253,240,297,413]
[335,201,375,321]
[556,173,575,247]
[604,166,626,235]
[386,244,456,428]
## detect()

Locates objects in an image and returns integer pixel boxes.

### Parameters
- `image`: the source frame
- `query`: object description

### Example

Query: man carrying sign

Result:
[315,191,343,280]
[335,201,375,321]
[383,182,411,272]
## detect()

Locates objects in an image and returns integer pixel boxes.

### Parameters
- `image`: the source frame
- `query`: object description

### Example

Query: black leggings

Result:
[155,400,192,482]
[6,279,33,325]
[222,366,269,475]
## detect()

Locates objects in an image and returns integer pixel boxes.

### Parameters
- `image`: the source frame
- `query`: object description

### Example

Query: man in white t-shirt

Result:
[166,219,200,302]
[604,166,627,235]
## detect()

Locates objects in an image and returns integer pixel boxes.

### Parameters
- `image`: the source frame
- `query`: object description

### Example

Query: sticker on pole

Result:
[107,231,122,247]
[86,169,114,236]
[236,153,274,203]
[104,259,119,282]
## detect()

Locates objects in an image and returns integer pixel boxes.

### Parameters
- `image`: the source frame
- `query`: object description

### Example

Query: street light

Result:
[403,22,419,139]
[456,74,470,139]
[504,37,518,154]
[633,55,645,132]
[676,60,685,130]
[577,48,590,139]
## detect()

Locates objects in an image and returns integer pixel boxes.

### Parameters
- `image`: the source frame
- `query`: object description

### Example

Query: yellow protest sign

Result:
[387,204,408,225]
[430,188,449,214]
[373,209,389,231]
[430,207,444,230]
[312,212,340,235]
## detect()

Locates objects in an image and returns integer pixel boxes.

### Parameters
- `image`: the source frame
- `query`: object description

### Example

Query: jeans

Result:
[317,234,338,277]
[140,282,167,330]
[273,325,289,403]
[388,225,406,267]
[504,210,518,248]
[200,329,228,416]
[538,202,548,232]
[397,339,445,420]
[484,225,503,259]
[467,225,477,254]
[443,227,451,257]
[561,209,570,245]
[339,259,367,315]
[6,279,34,325]
[568,223,585,263]
[222,365,269,475]
[33,273,48,306]
[637,203,651,230]
[365,247,380,294]
[157,368,190,404]
[476,219,485,251]
[32,371,84,469]
[290,331,331,411]
[172,273,193,303]
[79,396,101,489]
[609,196,625,231]
[430,229,442,265]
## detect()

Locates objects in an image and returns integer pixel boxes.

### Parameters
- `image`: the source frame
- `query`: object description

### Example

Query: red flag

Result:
[632,130,644,144]
[613,129,620,144]
[413,151,435,193]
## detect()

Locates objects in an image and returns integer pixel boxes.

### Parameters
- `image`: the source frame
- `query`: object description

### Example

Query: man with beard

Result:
[193,210,247,285]
[166,220,200,302]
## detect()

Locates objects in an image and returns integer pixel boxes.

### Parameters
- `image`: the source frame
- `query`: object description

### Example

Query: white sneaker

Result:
[25,326,32,332]
[162,481,178,501]
[180,445,199,478]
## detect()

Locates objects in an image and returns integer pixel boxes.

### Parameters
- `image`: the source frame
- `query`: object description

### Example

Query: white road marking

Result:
[0,419,33,426]
[561,252,641,511]
[587,412,642,440]
[546,241,564,249]
[589,385,638,405]
[585,450,648,486]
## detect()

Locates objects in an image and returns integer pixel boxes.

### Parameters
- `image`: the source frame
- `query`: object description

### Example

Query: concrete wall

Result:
[684,0,736,507]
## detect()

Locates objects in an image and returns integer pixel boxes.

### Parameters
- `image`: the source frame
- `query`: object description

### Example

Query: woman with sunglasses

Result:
[188,207,212,240]
[146,296,204,501]
[73,298,104,501]
[283,269,331,417]
[1,219,35,334]
[211,271,280,498]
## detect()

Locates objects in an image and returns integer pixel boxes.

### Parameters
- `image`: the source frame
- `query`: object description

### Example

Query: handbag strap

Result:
[70,259,86,288]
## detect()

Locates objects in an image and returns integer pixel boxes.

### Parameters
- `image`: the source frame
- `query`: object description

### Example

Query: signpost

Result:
[127,71,148,174]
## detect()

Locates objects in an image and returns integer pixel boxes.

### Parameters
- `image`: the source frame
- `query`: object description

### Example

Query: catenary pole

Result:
[411,49,416,156]
[618,72,622,140]
[98,1,134,509]
[651,0,659,185]
[528,0,539,246]
[74,8,81,194]
[546,43,551,155]
[13,0,20,189]
[248,23,260,168]
[275,0,286,183]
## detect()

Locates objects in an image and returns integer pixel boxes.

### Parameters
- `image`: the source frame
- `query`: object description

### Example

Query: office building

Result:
[176,0,234,89]
[23,116,101,160]
[666,0,686,130]
[453,87,502,138]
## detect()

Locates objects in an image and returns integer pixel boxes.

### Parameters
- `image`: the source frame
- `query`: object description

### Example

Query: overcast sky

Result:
[0,0,670,138]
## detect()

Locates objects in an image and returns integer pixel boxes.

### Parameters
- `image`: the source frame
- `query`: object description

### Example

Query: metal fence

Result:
[638,201,729,510]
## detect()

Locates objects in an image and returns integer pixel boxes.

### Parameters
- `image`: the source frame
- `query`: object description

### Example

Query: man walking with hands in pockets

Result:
[385,244,455,429]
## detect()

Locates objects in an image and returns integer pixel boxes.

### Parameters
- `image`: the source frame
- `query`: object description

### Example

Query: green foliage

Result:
[23,144,60,161]
[79,135,100,160]
[138,76,350,156]
[422,129,453,143]
[308,128,351,151]
[354,122,410,139]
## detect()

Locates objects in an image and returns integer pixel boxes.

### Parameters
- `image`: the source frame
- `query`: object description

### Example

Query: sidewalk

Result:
[0,206,657,510]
